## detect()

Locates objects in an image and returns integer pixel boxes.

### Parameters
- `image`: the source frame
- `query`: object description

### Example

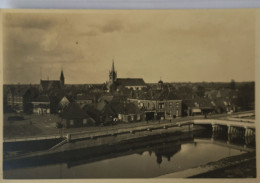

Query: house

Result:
[96,95,119,123]
[114,102,144,123]
[6,86,29,112]
[31,95,50,114]
[183,98,215,116]
[49,88,71,114]
[128,88,182,120]
[60,103,95,128]
[23,87,40,113]
[205,88,238,100]
[75,93,93,105]
[58,96,70,112]
[107,60,146,92]
[214,98,237,113]
[128,98,182,120]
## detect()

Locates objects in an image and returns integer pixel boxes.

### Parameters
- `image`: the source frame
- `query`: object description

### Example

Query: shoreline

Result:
[3,122,202,161]
[158,152,256,178]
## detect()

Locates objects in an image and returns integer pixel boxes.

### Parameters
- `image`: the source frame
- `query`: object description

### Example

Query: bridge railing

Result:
[193,119,255,129]
[227,117,255,123]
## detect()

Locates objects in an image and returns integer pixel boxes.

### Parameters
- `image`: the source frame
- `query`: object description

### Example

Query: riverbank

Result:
[4,111,246,140]
[3,129,196,171]
[3,123,204,161]
[159,152,256,178]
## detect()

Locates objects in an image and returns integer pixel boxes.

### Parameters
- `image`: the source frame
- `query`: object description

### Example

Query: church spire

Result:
[112,59,115,73]
[60,68,65,88]
[108,58,117,87]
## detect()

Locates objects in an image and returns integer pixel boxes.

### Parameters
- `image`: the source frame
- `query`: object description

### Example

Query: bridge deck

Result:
[193,119,255,129]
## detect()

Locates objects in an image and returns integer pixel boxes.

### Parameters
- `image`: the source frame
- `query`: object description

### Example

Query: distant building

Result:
[58,96,70,111]
[75,93,93,106]
[182,98,215,116]
[157,79,164,90]
[40,69,65,92]
[107,60,146,92]
[115,102,144,123]
[60,103,95,128]
[31,95,50,114]
[6,86,30,112]
[128,98,182,120]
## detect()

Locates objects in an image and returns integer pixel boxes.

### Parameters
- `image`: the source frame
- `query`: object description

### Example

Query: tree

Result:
[196,85,205,97]
[24,103,33,114]
[230,79,236,90]
[235,82,254,110]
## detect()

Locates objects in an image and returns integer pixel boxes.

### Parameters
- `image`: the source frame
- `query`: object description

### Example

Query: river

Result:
[3,129,255,179]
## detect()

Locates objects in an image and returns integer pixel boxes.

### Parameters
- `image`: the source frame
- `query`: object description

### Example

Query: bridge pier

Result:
[228,126,240,136]
[212,124,218,133]
[212,124,223,133]
[244,127,254,137]
[66,133,71,143]
[188,123,193,132]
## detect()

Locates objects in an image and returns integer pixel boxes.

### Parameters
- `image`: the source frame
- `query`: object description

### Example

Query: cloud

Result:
[3,10,255,84]
[79,30,99,37]
[4,13,57,30]
[100,20,125,33]
[78,19,125,37]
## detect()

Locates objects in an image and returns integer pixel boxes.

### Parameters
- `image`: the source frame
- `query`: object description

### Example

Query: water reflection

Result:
[210,125,255,148]
[153,141,181,164]
[3,129,255,179]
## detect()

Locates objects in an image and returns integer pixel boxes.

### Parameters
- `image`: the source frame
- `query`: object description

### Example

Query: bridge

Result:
[193,118,255,137]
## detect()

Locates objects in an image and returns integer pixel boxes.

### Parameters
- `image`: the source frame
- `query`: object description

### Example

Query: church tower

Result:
[107,60,117,92]
[60,69,65,88]
[109,60,117,84]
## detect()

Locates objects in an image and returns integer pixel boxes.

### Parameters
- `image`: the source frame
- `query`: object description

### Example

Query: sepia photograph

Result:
[1,9,257,179]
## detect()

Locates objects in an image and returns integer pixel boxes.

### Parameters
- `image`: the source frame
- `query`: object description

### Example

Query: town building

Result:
[182,98,215,116]
[31,95,51,114]
[128,98,182,120]
[115,102,143,123]
[6,85,31,112]
[75,93,93,106]
[60,103,95,128]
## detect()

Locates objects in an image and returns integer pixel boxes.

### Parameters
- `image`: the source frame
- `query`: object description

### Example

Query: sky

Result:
[2,9,256,84]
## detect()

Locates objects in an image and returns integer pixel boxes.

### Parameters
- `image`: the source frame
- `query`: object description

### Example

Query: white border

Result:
[0,0,260,9]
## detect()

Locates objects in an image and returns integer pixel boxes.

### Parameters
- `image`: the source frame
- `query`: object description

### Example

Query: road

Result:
[3,111,254,141]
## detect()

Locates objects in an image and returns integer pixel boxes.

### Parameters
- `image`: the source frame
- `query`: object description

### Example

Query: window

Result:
[70,120,74,126]
[140,102,144,107]
[158,103,164,109]
[169,102,172,108]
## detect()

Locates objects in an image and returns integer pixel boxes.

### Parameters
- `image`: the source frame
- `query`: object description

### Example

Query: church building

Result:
[107,60,146,92]
[40,69,65,92]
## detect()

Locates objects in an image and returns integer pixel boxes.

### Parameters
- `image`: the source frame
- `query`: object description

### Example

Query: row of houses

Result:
[4,83,238,123]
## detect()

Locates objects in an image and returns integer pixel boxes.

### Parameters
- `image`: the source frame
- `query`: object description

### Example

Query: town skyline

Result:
[3,9,255,84]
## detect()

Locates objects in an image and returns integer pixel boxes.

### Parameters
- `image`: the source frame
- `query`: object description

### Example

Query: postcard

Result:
[1,9,258,181]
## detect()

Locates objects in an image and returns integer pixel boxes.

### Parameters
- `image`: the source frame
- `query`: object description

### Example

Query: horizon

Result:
[3,9,255,84]
[3,80,255,85]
